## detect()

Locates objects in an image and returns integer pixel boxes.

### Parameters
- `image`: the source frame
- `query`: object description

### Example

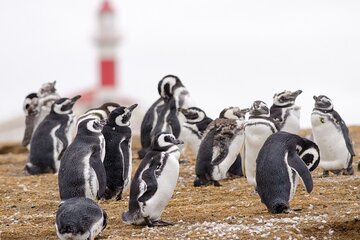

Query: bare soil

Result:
[1,127,360,240]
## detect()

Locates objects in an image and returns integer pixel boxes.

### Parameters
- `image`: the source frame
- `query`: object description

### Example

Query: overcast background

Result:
[0,0,359,131]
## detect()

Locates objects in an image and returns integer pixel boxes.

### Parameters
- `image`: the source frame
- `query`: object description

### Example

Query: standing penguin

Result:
[244,100,278,189]
[55,197,107,240]
[122,132,183,227]
[102,104,138,200]
[25,95,81,175]
[138,75,195,159]
[194,107,249,187]
[270,90,302,134]
[311,95,355,176]
[256,131,320,213]
[178,107,213,157]
[22,81,61,149]
[58,118,106,201]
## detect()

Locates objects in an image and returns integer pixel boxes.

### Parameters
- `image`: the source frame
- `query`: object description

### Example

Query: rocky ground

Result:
[0,127,360,240]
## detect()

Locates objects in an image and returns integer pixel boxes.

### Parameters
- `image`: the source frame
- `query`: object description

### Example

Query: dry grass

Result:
[1,127,360,239]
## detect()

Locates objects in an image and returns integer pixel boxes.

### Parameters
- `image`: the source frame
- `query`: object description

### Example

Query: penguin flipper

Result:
[333,111,356,156]
[137,155,162,203]
[90,152,107,199]
[287,153,313,193]
[211,132,232,165]
[22,115,36,147]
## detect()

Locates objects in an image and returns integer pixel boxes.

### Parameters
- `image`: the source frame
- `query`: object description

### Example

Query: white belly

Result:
[212,133,245,180]
[281,108,300,134]
[83,153,99,200]
[311,113,349,170]
[179,124,201,157]
[244,121,275,187]
[142,155,179,220]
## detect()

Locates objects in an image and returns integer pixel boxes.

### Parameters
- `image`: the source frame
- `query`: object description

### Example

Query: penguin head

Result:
[313,95,333,112]
[99,102,121,114]
[53,95,81,115]
[219,106,250,120]
[38,81,57,97]
[178,107,207,124]
[273,90,302,107]
[157,75,184,100]
[23,92,39,114]
[249,100,269,117]
[152,132,184,151]
[296,139,320,171]
[107,104,138,127]
[77,118,105,135]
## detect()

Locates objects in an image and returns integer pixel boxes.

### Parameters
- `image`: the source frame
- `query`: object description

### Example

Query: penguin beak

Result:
[234,108,249,118]
[127,104,138,112]
[99,119,107,127]
[71,95,81,103]
[171,138,184,145]
[178,108,187,114]
[313,95,319,102]
[291,90,302,98]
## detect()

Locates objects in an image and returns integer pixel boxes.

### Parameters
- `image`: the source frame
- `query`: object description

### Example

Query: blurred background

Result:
[0,0,359,141]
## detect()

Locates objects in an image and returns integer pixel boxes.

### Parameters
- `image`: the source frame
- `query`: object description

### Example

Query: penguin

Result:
[138,75,195,159]
[311,95,355,176]
[55,197,107,240]
[101,104,138,200]
[194,107,249,187]
[243,100,278,189]
[22,92,39,148]
[256,131,320,214]
[58,118,106,201]
[177,107,213,157]
[270,90,302,134]
[25,95,81,175]
[122,132,183,227]
[22,81,61,149]
[76,102,120,128]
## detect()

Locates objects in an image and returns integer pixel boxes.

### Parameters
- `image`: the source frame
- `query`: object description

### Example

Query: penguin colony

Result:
[21,77,357,239]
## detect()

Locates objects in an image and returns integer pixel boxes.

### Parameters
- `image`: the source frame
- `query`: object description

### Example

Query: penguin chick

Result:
[194,107,249,187]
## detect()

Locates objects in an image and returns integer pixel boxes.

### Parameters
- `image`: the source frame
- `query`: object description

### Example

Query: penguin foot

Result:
[151,220,173,227]
[115,192,123,201]
[342,166,354,176]
[331,170,341,175]
[213,181,221,187]
[322,170,329,177]
[193,177,211,187]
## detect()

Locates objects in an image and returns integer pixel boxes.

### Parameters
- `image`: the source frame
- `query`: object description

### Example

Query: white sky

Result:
[0,0,360,128]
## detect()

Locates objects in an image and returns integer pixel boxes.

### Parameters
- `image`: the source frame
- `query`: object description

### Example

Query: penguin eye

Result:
[279,97,285,103]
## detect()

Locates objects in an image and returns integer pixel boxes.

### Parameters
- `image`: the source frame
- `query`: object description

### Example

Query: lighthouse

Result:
[94,0,119,102]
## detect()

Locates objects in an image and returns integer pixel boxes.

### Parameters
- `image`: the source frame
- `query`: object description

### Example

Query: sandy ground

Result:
[1,127,360,240]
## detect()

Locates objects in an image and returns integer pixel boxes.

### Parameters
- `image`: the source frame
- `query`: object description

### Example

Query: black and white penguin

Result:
[256,131,320,214]
[122,132,183,227]
[270,90,302,134]
[58,118,106,201]
[311,95,355,176]
[194,107,249,187]
[55,197,107,240]
[138,75,195,159]
[243,100,278,189]
[102,104,138,200]
[177,107,213,157]
[25,95,81,175]
[22,81,61,149]
[76,102,120,128]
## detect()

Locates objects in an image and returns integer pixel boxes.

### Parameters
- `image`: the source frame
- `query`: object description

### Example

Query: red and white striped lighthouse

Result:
[95,0,119,97]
